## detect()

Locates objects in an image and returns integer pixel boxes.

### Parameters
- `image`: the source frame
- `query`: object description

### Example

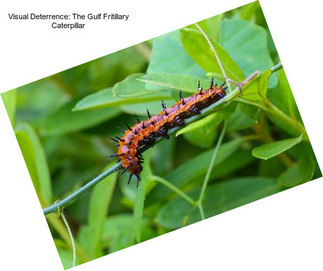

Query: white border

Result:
[0,0,322,270]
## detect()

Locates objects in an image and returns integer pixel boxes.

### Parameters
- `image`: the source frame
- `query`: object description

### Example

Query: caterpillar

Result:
[108,77,227,187]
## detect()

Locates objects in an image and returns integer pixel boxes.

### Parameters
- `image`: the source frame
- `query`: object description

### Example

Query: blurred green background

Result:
[1,1,321,269]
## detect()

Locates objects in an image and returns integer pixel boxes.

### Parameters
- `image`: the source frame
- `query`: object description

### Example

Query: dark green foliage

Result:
[1,2,320,269]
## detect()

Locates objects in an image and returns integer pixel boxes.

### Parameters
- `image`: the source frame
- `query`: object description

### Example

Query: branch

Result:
[270,62,282,73]
[43,163,121,215]
[198,120,227,219]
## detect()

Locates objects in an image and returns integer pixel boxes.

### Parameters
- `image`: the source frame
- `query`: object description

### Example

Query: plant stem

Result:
[151,176,197,206]
[198,121,228,220]
[271,63,283,73]
[43,163,121,215]
[198,205,205,221]
[263,97,308,140]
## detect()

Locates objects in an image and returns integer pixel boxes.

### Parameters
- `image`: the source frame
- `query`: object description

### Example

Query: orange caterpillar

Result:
[109,78,227,186]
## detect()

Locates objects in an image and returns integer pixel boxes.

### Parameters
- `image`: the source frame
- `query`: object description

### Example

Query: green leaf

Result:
[240,2,259,20]
[86,163,118,259]
[145,139,244,206]
[177,104,232,148]
[180,27,244,81]
[132,151,151,243]
[277,68,300,120]
[178,111,225,149]
[219,18,273,78]
[113,73,162,97]
[197,13,223,42]
[101,215,156,252]
[210,150,255,179]
[151,136,175,176]
[176,95,235,137]
[120,98,176,116]
[176,112,220,137]
[139,73,215,93]
[266,67,300,120]
[227,103,260,131]
[148,30,205,77]
[1,89,17,126]
[73,87,172,111]
[252,135,303,160]
[183,123,218,149]
[278,156,315,187]
[15,123,52,205]
[156,177,279,229]
[40,97,121,135]
[264,101,306,138]
[259,157,286,178]
[241,69,271,103]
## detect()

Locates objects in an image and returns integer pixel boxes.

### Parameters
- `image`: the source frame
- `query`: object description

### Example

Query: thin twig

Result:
[194,23,232,93]
[43,163,121,215]
[270,63,282,73]
[197,120,228,220]
[151,176,197,206]
[61,211,76,268]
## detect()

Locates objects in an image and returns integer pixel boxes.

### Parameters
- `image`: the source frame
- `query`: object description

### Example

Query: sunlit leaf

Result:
[176,112,219,137]
[180,27,244,81]
[139,73,214,93]
[252,135,303,160]
[113,73,161,97]
[240,2,259,20]
[73,87,172,111]
[15,123,52,205]
[197,13,224,42]
[1,89,17,126]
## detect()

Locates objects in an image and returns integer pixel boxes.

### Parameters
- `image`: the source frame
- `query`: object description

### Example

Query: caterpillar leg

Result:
[127,173,141,188]
[128,173,133,185]
[106,153,124,158]
[135,174,141,188]
[210,76,214,88]
[146,109,152,119]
